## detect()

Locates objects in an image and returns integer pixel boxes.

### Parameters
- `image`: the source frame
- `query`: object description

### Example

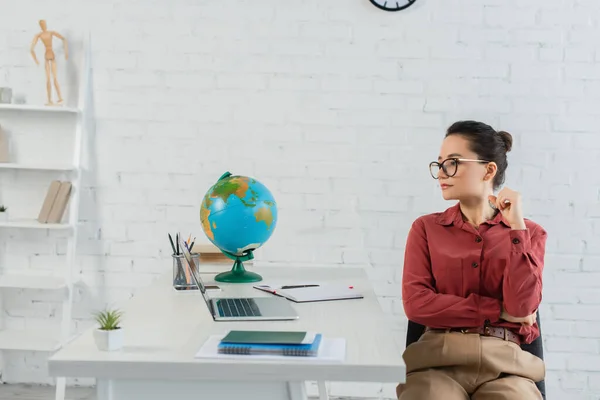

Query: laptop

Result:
[179,240,299,321]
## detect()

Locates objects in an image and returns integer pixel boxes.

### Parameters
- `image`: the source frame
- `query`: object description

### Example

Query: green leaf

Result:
[93,308,123,330]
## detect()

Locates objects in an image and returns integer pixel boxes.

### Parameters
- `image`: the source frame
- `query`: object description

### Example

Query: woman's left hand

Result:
[489,187,526,230]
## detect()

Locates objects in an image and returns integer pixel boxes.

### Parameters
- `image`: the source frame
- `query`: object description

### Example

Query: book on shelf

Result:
[37,180,61,223]
[0,125,8,163]
[38,180,72,223]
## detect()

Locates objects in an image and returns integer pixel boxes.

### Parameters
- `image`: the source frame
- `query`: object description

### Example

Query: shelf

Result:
[0,163,75,171]
[0,329,59,351]
[0,274,66,290]
[0,104,79,114]
[0,220,73,230]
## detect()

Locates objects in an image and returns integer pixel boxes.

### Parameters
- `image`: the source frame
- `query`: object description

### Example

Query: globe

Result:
[199,171,278,283]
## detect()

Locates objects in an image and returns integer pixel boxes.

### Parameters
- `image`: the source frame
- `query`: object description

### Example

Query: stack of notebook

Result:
[217,330,322,357]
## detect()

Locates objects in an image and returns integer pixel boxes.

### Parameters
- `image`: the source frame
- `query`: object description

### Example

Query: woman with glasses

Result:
[397,121,546,400]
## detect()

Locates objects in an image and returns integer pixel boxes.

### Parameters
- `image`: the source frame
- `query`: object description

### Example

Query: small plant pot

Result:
[93,328,123,351]
[0,212,7,222]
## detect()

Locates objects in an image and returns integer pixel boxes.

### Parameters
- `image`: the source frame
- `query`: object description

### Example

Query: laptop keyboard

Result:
[216,298,262,317]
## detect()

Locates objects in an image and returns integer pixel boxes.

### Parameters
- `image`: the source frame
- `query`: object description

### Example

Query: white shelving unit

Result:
[0,330,60,352]
[0,220,74,230]
[0,274,66,290]
[0,34,91,400]
[0,163,75,171]
[0,104,79,114]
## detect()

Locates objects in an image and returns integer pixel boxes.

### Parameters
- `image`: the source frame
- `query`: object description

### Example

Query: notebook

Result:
[218,333,322,357]
[221,330,317,345]
[253,283,364,303]
[196,334,346,362]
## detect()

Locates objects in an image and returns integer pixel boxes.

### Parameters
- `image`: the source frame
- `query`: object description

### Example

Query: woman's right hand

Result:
[501,307,537,326]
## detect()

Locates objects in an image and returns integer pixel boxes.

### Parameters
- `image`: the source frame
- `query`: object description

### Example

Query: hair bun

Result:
[497,130,513,153]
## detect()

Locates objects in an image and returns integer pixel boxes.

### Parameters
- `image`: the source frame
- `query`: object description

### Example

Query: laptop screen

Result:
[179,240,218,319]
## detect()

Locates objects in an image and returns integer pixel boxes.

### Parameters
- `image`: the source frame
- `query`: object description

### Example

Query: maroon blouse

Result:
[402,202,547,344]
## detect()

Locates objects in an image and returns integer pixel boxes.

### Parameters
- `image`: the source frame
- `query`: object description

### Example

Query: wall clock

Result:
[369,0,417,12]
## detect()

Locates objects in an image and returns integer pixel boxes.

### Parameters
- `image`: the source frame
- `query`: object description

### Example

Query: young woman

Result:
[397,121,547,400]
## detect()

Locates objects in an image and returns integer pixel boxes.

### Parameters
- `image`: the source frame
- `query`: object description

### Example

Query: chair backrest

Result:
[405,313,546,400]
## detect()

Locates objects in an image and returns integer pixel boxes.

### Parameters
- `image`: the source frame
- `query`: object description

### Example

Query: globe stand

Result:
[214,249,263,283]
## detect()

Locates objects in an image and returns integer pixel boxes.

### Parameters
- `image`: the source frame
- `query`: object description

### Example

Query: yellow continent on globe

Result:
[254,207,274,229]
[200,204,213,241]
[200,176,253,241]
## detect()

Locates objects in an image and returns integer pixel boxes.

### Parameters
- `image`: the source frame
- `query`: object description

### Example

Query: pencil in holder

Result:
[172,253,199,291]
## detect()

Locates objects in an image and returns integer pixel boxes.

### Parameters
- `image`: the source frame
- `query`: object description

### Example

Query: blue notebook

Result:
[217,333,322,357]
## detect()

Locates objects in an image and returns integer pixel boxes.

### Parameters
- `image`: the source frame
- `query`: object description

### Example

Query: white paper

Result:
[195,334,346,362]
[253,283,363,303]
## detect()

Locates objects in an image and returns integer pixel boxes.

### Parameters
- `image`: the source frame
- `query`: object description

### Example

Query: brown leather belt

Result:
[425,326,521,345]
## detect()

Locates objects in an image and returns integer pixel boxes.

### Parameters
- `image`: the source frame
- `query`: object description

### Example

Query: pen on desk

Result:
[280,285,320,289]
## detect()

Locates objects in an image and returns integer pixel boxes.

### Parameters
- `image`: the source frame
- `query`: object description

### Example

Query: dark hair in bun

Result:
[497,130,513,153]
[445,120,512,190]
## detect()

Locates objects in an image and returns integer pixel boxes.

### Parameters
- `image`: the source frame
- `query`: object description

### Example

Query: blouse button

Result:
[475,236,482,243]
[472,262,478,268]
[512,238,520,244]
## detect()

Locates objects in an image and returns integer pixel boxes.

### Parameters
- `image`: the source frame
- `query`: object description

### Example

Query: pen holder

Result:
[172,253,199,291]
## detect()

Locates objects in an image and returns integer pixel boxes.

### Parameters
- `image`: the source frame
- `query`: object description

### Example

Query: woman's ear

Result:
[483,162,497,182]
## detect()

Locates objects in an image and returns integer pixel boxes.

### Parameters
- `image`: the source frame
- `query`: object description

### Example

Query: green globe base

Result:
[214,269,263,283]
[214,251,262,283]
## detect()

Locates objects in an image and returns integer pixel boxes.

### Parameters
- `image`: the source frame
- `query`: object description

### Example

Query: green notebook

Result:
[221,330,316,345]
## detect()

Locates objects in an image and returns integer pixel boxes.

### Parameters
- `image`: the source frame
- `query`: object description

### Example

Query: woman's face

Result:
[433,135,494,201]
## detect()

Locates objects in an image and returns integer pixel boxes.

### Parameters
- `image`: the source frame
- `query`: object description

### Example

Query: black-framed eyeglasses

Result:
[429,158,491,179]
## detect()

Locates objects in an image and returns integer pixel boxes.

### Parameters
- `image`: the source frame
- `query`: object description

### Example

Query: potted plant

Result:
[0,205,7,222]
[92,308,124,351]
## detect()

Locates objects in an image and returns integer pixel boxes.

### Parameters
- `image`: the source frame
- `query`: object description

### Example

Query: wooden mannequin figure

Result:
[30,20,68,106]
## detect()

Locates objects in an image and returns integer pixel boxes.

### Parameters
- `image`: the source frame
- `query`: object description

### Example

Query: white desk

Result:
[48,266,405,400]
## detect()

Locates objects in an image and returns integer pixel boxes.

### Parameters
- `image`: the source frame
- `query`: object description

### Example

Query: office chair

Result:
[404,313,546,400]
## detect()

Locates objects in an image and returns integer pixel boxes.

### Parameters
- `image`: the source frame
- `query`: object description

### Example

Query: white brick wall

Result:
[1,0,599,398]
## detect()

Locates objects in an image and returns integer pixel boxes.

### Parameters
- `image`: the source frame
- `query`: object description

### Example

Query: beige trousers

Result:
[396,331,545,400]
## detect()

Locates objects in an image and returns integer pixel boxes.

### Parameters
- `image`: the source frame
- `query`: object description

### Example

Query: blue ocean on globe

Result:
[200,172,278,256]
